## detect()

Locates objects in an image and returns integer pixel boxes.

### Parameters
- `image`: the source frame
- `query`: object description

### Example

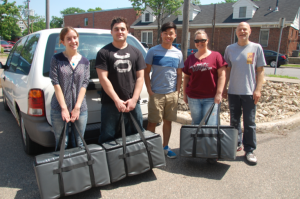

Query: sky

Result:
[8,0,222,18]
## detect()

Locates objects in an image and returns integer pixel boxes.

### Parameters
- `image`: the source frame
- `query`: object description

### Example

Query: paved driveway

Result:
[0,88,300,198]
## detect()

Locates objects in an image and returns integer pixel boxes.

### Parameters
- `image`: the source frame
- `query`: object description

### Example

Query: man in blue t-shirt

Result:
[145,22,184,158]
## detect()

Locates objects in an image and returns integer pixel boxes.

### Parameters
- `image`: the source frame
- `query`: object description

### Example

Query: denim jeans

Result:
[98,102,144,144]
[51,109,88,150]
[187,97,218,125]
[228,94,256,152]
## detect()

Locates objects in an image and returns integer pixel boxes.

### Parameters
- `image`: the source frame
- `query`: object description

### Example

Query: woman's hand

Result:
[70,107,80,122]
[183,94,188,104]
[214,93,222,104]
[61,108,71,123]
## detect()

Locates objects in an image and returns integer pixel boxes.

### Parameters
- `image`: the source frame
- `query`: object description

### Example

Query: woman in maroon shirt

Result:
[182,29,227,126]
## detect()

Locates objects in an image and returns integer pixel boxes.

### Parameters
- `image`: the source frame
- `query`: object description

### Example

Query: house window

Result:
[239,7,246,18]
[145,13,150,22]
[141,31,153,44]
[84,18,88,26]
[19,21,23,24]
[259,29,269,47]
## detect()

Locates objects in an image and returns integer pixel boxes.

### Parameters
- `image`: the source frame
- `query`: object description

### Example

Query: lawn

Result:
[267,74,299,79]
[0,53,8,57]
[282,64,300,68]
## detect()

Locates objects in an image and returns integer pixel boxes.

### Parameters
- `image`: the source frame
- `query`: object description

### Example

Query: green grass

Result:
[267,74,299,79]
[282,64,300,68]
[0,53,8,57]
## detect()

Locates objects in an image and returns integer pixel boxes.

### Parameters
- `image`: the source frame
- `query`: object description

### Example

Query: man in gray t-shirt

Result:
[224,22,266,165]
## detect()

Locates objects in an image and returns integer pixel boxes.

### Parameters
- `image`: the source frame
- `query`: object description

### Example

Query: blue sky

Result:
[8,0,222,18]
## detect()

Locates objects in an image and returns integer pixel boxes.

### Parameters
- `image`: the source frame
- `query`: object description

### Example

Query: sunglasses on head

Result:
[194,39,207,43]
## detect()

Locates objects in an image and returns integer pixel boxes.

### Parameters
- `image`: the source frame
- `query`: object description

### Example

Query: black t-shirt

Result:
[95,43,146,104]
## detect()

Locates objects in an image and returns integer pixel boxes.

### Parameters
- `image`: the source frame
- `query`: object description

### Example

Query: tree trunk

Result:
[157,14,161,45]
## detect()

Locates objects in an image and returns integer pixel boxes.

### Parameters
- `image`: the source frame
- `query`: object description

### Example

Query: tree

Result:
[50,16,63,28]
[191,0,201,5]
[0,0,21,40]
[129,0,184,44]
[87,7,102,12]
[22,15,46,35]
[60,7,85,15]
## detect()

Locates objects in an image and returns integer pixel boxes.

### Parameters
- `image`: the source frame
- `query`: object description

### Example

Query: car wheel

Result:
[2,90,10,111]
[270,60,279,68]
[20,114,41,155]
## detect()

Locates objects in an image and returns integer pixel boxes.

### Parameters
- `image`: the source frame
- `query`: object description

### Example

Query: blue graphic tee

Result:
[145,45,184,94]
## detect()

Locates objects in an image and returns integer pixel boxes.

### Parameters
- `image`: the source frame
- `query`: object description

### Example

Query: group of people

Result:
[49,16,265,166]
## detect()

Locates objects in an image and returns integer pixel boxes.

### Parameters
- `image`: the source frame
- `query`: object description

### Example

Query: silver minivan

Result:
[0,28,149,155]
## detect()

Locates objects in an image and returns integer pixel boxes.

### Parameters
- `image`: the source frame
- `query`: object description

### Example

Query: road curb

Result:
[176,111,300,134]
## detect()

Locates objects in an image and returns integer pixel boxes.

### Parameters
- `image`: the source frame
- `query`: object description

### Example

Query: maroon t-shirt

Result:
[183,51,227,99]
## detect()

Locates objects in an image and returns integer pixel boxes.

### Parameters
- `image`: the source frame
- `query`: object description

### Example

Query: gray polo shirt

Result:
[224,42,266,95]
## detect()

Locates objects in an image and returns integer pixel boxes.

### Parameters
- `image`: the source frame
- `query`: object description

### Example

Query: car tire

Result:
[270,60,279,68]
[20,114,41,155]
[2,90,10,111]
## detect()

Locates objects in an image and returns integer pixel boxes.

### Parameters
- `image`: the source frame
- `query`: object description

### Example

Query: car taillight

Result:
[28,89,45,117]
[281,55,286,59]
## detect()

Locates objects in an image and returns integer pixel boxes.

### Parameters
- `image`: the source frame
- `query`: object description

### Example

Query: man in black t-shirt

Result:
[95,17,146,143]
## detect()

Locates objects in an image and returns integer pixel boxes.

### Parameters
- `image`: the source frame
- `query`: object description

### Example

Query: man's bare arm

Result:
[222,67,231,99]
[144,63,154,96]
[253,66,264,104]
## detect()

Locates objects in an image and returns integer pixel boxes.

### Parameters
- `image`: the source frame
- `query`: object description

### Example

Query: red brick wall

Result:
[64,8,139,34]
[134,26,298,56]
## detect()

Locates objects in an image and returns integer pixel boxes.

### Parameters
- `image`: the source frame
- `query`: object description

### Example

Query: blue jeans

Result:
[51,109,88,150]
[98,102,144,144]
[228,94,256,152]
[187,97,218,125]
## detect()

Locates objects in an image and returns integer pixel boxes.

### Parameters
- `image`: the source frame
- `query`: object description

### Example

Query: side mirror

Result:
[0,62,7,70]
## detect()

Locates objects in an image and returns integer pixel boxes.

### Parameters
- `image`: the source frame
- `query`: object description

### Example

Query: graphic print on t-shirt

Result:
[247,52,255,64]
[113,52,132,73]
[189,62,212,72]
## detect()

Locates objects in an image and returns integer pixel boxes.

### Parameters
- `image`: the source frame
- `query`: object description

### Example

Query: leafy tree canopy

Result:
[60,7,85,15]
[0,0,21,40]
[87,7,102,12]
[50,16,63,28]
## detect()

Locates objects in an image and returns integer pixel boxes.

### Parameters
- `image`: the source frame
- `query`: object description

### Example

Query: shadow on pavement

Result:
[157,148,231,180]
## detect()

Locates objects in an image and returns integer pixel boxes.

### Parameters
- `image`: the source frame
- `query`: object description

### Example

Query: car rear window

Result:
[43,33,146,79]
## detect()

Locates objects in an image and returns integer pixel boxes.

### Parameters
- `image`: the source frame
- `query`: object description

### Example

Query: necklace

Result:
[63,51,79,67]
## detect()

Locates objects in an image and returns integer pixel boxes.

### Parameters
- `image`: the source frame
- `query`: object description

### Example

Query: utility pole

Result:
[211,4,216,51]
[181,0,190,61]
[274,17,285,75]
[27,0,30,35]
[46,0,50,29]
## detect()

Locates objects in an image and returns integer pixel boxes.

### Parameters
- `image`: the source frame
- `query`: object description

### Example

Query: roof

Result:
[131,0,300,27]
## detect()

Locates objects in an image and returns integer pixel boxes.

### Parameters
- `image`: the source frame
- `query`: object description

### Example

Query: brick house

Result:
[131,0,300,56]
[63,7,139,34]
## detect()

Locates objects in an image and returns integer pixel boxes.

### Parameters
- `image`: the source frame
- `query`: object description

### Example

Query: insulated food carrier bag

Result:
[34,123,110,199]
[180,103,238,160]
[102,112,166,183]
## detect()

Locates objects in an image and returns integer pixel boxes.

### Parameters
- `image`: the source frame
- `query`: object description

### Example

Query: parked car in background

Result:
[263,49,288,68]
[0,40,13,52]
[141,42,149,51]
[172,43,198,56]
[0,28,149,155]
[7,41,16,45]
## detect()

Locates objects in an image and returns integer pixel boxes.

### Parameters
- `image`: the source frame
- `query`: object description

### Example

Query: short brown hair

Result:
[110,17,129,30]
[59,26,79,44]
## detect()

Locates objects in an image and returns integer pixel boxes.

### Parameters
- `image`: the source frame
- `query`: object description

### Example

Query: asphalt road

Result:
[264,66,300,79]
[1,92,300,198]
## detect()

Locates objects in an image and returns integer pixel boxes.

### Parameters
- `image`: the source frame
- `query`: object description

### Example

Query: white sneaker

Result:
[245,152,257,165]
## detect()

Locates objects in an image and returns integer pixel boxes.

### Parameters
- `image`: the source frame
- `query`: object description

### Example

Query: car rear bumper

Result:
[279,59,288,65]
